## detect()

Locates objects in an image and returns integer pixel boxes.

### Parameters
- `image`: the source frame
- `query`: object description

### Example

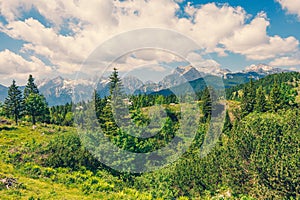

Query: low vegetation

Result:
[0,70,299,199]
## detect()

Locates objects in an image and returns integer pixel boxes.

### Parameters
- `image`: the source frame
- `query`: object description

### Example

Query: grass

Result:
[0,122,152,200]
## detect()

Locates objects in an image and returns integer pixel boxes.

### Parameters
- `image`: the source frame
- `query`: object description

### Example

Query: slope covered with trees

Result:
[0,71,299,199]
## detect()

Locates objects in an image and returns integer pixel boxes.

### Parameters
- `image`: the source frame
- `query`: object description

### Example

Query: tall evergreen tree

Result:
[108,68,130,128]
[109,68,123,96]
[201,87,212,120]
[254,86,267,112]
[222,110,232,133]
[23,75,48,124]
[23,74,39,99]
[241,79,255,116]
[268,81,282,112]
[24,93,48,125]
[4,80,23,125]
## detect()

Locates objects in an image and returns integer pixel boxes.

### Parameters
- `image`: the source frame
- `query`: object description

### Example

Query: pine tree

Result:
[108,68,129,128]
[23,74,48,124]
[222,110,232,133]
[23,74,39,99]
[24,93,48,125]
[269,81,283,112]
[4,80,23,125]
[241,79,256,116]
[201,86,212,120]
[254,86,267,112]
[109,68,123,96]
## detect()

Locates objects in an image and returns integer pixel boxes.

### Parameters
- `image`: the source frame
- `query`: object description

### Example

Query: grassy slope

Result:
[0,123,152,200]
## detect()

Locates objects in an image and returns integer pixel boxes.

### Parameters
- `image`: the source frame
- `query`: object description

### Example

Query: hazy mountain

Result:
[243,64,290,75]
[0,84,8,102]
[38,76,95,106]
[0,64,293,105]
[122,76,144,94]
[37,75,145,106]
[161,65,204,88]
[151,64,283,96]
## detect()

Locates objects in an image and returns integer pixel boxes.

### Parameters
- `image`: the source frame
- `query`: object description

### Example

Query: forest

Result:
[0,70,299,199]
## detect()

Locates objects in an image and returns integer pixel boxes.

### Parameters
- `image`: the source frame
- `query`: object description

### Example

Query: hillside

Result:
[0,70,299,199]
[0,124,152,199]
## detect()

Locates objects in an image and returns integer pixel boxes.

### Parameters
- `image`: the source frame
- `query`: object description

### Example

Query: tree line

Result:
[1,75,73,126]
[3,75,48,125]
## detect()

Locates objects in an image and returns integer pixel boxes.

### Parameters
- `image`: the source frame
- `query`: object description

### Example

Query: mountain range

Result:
[0,64,291,106]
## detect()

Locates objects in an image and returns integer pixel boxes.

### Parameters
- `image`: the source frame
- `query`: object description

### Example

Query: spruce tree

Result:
[109,68,123,96]
[241,79,255,116]
[201,86,212,120]
[254,86,267,112]
[24,93,48,125]
[4,80,23,125]
[269,81,282,112]
[108,68,129,128]
[24,74,39,99]
[23,74,48,124]
[222,110,232,133]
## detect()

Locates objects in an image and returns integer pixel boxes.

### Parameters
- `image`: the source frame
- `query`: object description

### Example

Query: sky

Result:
[0,0,300,85]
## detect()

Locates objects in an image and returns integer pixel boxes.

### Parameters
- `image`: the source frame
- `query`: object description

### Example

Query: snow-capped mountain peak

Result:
[245,64,274,73]
[174,65,197,75]
[243,64,290,75]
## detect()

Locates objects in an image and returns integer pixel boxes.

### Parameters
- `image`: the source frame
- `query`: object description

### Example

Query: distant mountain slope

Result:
[0,64,294,105]
[38,76,145,106]
[0,84,8,102]
[225,71,300,99]
[150,71,268,96]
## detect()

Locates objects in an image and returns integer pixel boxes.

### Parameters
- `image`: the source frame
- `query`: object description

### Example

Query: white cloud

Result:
[276,0,300,20]
[0,49,52,85]
[186,51,221,73]
[0,0,299,81]
[270,56,300,67]
[221,13,299,60]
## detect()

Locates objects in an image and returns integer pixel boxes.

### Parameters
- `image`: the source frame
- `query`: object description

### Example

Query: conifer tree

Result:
[254,86,267,112]
[23,75,48,124]
[269,81,282,112]
[23,74,39,99]
[108,68,130,128]
[4,80,23,125]
[109,68,123,96]
[241,79,255,116]
[24,93,48,125]
[222,110,232,133]
[201,87,212,120]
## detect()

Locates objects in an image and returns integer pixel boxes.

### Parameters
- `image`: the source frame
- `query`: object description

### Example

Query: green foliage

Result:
[43,133,101,171]
[229,111,300,199]
[254,85,267,112]
[4,80,23,125]
[222,110,232,133]
[49,103,73,126]
[1,71,300,199]
[109,67,123,96]
[201,87,212,120]
[23,74,39,99]
[24,93,48,125]
[241,79,256,116]
[0,102,5,116]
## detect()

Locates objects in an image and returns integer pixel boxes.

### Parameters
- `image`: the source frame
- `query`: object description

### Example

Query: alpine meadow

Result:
[0,0,300,199]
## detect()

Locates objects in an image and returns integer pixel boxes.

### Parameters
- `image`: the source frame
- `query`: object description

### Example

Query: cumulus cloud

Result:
[0,0,299,80]
[0,49,52,85]
[221,12,299,60]
[276,0,300,19]
[186,51,221,74]
[270,56,300,67]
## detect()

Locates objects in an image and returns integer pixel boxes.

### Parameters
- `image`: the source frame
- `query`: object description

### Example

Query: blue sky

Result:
[0,0,300,85]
